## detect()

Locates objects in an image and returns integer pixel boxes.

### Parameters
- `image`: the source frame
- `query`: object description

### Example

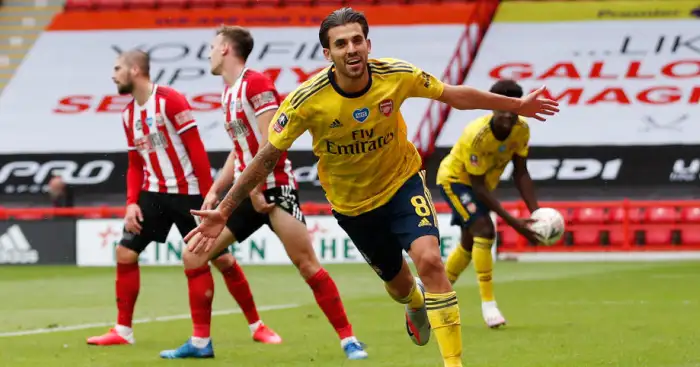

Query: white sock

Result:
[340,336,357,348]
[249,320,263,334]
[190,336,210,348]
[114,324,135,343]
[114,324,133,337]
[482,300,498,310]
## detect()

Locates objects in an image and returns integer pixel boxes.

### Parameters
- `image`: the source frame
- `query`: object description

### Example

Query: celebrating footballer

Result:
[184,7,558,367]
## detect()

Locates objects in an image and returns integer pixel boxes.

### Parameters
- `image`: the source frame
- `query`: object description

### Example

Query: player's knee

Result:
[289,249,321,279]
[459,229,474,251]
[212,253,235,271]
[115,244,139,264]
[470,216,495,239]
[414,248,444,277]
[182,248,207,270]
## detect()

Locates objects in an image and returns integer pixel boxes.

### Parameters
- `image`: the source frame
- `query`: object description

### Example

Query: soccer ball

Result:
[529,208,565,246]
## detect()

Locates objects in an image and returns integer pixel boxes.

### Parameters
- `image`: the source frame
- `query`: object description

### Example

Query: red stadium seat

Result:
[611,207,644,223]
[126,0,156,9]
[647,207,679,223]
[284,0,313,5]
[645,227,673,245]
[158,0,188,8]
[253,0,282,7]
[316,0,344,6]
[219,0,248,7]
[347,0,377,5]
[189,0,218,7]
[64,0,94,10]
[571,229,599,246]
[681,207,700,222]
[499,228,519,248]
[575,207,606,223]
[93,0,126,9]
[681,227,700,245]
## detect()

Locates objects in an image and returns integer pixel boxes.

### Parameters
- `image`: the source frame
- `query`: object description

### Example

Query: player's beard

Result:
[117,81,134,95]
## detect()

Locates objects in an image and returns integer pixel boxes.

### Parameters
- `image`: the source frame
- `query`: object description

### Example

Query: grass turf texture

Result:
[0,262,698,366]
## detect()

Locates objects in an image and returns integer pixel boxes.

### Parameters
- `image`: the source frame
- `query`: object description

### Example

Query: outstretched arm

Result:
[217,142,283,218]
[438,84,521,112]
[438,84,559,121]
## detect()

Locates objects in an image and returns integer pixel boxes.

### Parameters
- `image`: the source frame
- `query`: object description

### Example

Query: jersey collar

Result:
[328,64,373,98]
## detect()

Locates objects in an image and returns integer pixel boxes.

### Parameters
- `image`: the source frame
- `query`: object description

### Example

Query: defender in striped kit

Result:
[87,50,281,348]
[160,26,367,361]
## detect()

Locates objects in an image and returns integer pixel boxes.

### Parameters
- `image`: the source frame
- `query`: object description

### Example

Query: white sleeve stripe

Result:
[254,104,279,116]
[177,122,197,134]
[127,147,137,151]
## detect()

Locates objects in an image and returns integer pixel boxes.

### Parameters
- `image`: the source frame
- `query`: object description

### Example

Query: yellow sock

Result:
[385,280,424,309]
[445,244,471,284]
[425,291,462,367]
[473,237,495,302]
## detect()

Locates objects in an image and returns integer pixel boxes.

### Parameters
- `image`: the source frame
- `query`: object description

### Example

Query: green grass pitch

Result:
[0,261,698,366]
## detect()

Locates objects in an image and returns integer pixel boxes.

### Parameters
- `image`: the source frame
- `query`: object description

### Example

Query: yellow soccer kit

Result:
[439,114,530,312]
[268,58,444,216]
[436,114,530,191]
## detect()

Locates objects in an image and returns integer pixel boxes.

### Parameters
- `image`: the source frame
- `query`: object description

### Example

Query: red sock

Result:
[306,268,354,340]
[116,262,140,327]
[220,262,260,325]
[186,265,214,338]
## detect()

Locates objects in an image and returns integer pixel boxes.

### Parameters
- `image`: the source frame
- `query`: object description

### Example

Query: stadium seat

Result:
[64,0,94,10]
[681,207,700,223]
[158,0,188,8]
[499,228,519,249]
[127,0,156,9]
[219,0,248,7]
[647,207,679,223]
[93,0,126,9]
[571,229,599,246]
[681,227,700,245]
[346,0,378,5]
[253,0,282,7]
[189,0,218,7]
[283,0,313,6]
[575,207,607,223]
[611,207,644,223]
[316,0,344,6]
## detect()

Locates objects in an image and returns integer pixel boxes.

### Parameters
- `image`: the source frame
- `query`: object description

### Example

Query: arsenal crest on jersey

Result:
[379,99,394,117]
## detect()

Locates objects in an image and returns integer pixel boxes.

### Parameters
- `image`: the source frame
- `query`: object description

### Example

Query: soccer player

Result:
[87,50,281,346]
[184,8,558,367]
[438,80,541,329]
[159,26,366,361]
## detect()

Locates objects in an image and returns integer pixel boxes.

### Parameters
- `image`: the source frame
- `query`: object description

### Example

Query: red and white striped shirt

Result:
[122,85,213,202]
[222,69,296,190]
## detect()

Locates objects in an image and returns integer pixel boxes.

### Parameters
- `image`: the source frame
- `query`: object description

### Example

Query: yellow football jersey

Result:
[436,114,530,191]
[268,58,444,216]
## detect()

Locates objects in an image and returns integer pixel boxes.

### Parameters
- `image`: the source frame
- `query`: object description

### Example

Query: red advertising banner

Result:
[48,4,480,30]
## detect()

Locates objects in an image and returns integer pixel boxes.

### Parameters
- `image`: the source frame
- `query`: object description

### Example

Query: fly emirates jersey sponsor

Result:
[221,69,295,190]
[122,85,206,195]
[268,58,445,216]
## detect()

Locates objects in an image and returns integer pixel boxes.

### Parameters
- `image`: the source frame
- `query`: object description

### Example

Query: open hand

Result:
[184,209,226,253]
[516,86,560,121]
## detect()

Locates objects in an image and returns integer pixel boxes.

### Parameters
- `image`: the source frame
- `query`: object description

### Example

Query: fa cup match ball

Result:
[529,208,565,246]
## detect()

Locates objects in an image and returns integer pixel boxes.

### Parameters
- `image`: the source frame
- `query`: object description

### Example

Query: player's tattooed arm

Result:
[217,143,282,218]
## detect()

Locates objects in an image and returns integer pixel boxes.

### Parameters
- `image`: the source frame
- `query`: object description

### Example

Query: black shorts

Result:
[226,185,306,241]
[333,171,440,282]
[120,191,229,257]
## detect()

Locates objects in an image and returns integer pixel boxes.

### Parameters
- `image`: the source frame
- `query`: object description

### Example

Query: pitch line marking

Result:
[0,303,299,338]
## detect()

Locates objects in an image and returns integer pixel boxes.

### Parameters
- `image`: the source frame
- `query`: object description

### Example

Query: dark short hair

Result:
[490,79,523,98]
[318,7,369,49]
[217,25,254,61]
